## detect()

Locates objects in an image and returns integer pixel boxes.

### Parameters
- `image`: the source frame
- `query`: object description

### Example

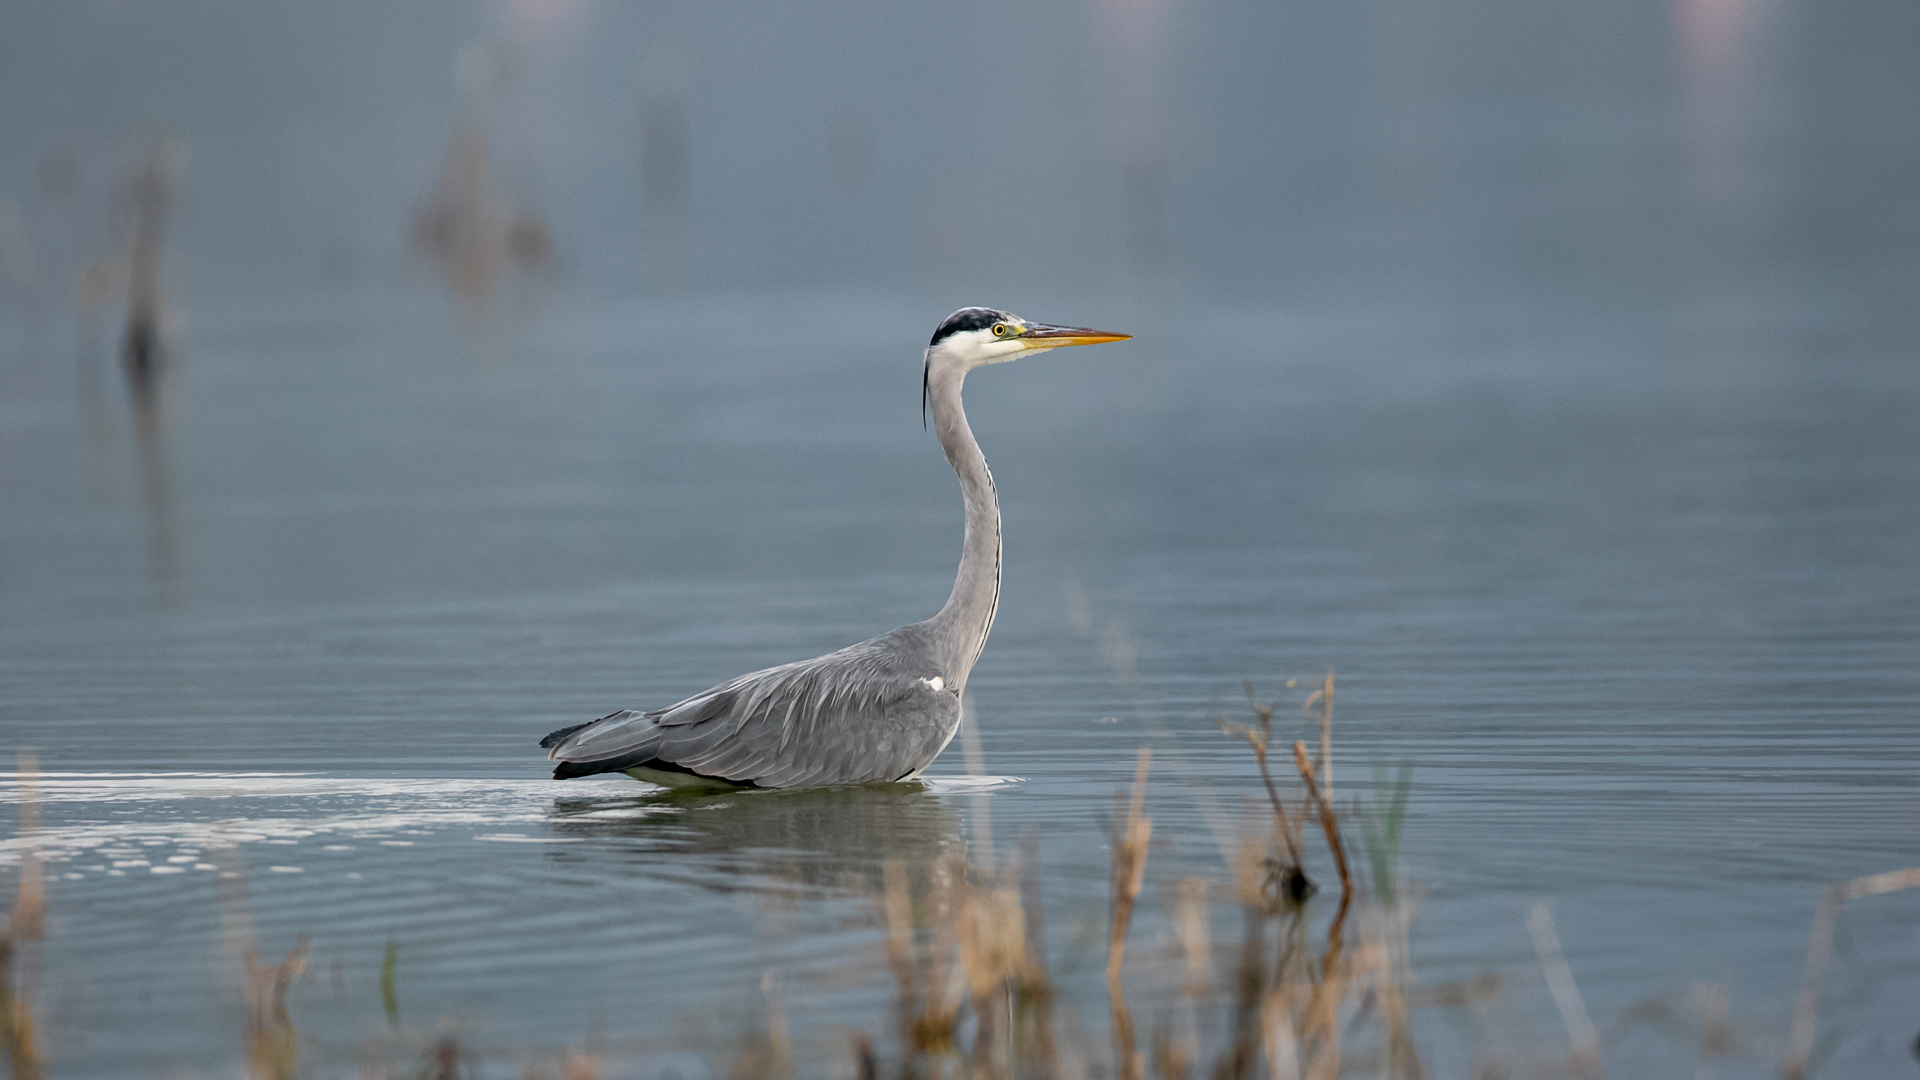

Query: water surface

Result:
[2,281,1916,1076]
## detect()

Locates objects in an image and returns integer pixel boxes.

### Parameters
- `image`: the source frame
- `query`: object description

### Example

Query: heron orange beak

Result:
[1016,323,1132,349]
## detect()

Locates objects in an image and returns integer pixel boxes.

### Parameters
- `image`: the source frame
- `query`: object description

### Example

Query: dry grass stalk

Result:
[1290,742,1353,915]
[2,753,44,1080]
[558,1047,604,1080]
[0,936,36,1080]
[1782,865,1920,1080]
[1367,902,1423,1080]
[1015,834,1058,1077]
[1525,903,1600,1079]
[758,970,794,1080]
[881,858,959,1060]
[1261,987,1303,1080]
[1213,868,1269,1080]
[1690,982,1732,1080]
[1107,749,1153,1080]
[1221,689,1309,897]
[1149,1025,1190,1080]
[1291,930,1347,1080]
[869,846,1064,1078]
[209,836,312,1080]
[244,939,309,1080]
[1107,749,1154,985]
[956,869,1036,1076]
[1302,671,1335,806]
[423,1028,477,1080]
[1169,877,1212,1073]
[1285,736,1354,1080]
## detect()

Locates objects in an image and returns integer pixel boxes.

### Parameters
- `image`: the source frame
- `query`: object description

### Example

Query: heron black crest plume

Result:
[538,307,1131,789]
[924,307,1008,431]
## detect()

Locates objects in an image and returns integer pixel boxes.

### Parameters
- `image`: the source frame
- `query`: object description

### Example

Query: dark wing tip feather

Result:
[541,709,644,750]
[539,721,595,749]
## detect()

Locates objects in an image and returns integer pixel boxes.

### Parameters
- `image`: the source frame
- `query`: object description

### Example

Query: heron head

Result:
[925,307,1131,370]
[922,307,1130,425]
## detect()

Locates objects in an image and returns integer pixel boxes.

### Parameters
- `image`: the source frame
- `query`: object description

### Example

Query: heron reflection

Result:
[543,783,966,896]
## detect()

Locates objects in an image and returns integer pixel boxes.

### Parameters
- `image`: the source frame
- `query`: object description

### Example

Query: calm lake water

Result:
[4,0,1920,1070]
[2,275,1917,1075]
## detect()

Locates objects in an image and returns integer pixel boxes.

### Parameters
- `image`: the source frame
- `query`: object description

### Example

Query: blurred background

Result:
[1,0,1918,1076]
[1,0,1914,312]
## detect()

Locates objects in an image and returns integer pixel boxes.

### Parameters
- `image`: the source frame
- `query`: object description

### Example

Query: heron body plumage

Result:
[541,308,1129,788]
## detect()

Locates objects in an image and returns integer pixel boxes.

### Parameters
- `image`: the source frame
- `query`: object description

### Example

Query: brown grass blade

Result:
[1783,866,1920,1080]
[1291,742,1352,912]
[1526,902,1601,1078]
[2,752,43,1080]
[1108,749,1153,1080]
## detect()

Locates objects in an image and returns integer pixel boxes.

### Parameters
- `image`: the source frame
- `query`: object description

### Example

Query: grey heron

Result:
[540,308,1131,788]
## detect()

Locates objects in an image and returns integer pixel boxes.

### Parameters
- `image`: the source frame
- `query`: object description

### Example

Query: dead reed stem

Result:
[1525,902,1600,1078]
[882,859,955,1059]
[956,871,1023,1076]
[1290,742,1352,915]
[244,940,308,1080]
[1216,882,1269,1080]
[1016,834,1058,1077]
[1782,866,1920,1080]
[1226,688,1308,881]
[1107,749,1153,1080]
[759,970,793,1080]
[2,753,43,1080]
[210,832,309,1080]
[1262,987,1302,1080]
[1107,749,1154,983]
[1293,901,1349,1080]
[1372,902,1424,1080]
[1171,876,1212,1072]
[1303,671,1335,806]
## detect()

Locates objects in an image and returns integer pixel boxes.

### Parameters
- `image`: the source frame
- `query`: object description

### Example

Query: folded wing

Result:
[542,628,962,788]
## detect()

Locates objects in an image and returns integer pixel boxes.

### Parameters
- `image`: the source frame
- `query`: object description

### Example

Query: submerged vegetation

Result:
[3,684,1917,1079]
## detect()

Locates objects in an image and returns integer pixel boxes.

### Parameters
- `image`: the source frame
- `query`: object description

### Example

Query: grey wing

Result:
[545,634,962,787]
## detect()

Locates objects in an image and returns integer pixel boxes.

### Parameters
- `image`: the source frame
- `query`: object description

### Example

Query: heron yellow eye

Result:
[992,323,1011,337]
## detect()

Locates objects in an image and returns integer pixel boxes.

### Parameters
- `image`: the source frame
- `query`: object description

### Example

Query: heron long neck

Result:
[926,363,1000,690]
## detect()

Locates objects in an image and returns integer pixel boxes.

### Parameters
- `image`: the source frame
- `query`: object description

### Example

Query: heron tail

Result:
[538,721,597,749]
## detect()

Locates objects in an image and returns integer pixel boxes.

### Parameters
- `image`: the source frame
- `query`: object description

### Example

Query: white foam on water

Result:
[0,771,1023,869]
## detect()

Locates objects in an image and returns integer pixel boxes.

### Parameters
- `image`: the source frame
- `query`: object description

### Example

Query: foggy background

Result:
[2,0,1914,314]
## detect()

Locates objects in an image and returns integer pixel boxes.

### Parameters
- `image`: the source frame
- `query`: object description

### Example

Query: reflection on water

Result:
[545,781,1005,896]
[0,773,1014,891]
[120,141,181,578]
[127,357,177,579]
[0,768,1037,1077]
[118,142,171,394]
